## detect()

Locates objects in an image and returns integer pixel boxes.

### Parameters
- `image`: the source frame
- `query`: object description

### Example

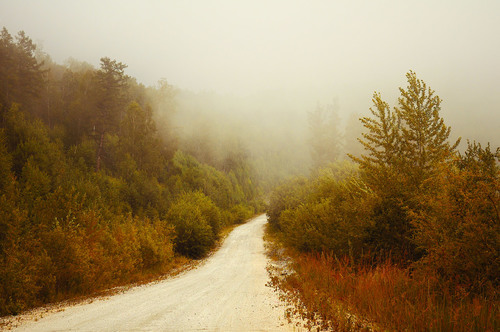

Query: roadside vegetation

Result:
[267,72,499,331]
[0,28,261,316]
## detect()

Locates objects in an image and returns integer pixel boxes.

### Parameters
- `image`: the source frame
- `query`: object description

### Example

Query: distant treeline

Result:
[268,72,499,330]
[0,27,262,316]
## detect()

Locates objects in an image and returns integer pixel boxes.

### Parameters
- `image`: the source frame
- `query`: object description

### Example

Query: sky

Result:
[1,0,499,143]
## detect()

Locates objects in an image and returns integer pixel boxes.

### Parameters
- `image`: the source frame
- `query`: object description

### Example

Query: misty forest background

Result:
[0,27,498,330]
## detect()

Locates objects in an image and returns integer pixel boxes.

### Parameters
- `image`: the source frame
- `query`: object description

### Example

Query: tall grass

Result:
[271,249,499,331]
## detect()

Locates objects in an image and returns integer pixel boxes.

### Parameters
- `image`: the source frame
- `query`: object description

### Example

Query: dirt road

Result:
[9,214,295,331]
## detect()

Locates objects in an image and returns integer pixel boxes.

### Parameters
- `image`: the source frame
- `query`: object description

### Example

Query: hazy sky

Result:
[1,0,499,142]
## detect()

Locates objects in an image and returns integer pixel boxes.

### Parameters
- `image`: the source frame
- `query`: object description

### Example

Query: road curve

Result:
[10,214,294,331]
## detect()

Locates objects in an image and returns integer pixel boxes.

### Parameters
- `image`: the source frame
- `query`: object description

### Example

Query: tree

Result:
[349,92,408,256]
[350,92,400,192]
[396,71,460,192]
[351,71,460,259]
[0,27,16,119]
[0,28,43,121]
[93,57,129,171]
[60,67,95,145]
[119,102,163,175]
[308,99,342,169]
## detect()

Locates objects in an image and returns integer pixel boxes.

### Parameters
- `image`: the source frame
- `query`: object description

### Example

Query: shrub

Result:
[267,176,309,229]
[411,142,500,294]
[166,194,215,258]
[178,191,222,238]
[229,204,254,224]
[270,162,373,257]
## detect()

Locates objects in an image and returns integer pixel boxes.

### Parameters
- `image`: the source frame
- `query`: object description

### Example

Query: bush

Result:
[411,142,500,294]
[267,176,309,229]
[178,191,222,238]
[229,204,254,224]
[166,194,216,258]
[269,162,373,257]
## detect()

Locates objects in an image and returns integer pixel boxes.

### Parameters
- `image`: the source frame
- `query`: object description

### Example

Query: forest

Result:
[0,25,498,331]
[267,72,499,330]
[0,28,261,315]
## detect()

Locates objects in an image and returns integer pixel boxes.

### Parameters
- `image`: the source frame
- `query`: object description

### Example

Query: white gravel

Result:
[8,214,298,331]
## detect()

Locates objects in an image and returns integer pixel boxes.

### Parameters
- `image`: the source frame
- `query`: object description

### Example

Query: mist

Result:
[1,0,498,181]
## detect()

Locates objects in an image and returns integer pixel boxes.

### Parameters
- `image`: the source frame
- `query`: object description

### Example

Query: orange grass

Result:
[274,251,499,331]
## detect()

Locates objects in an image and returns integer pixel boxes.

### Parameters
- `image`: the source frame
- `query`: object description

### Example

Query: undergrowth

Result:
[265,225,499,332]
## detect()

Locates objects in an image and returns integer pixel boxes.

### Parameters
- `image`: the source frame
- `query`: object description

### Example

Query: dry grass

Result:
[265,226,499,332]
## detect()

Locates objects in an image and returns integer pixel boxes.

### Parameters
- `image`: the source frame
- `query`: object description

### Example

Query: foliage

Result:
[166,193,217,259]
[348,71,461,259]
[268,244,499,332]
[0,27,260,316]
[267,71,499,328]
[411,142,500,294]
[267,176,310,230]
[0,28,43,116]
[275,162,373,256]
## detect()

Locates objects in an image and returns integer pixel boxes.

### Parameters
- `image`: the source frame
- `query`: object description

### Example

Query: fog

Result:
[1,0,499,182]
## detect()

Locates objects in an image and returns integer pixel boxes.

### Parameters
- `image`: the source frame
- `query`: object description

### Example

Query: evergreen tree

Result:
[93,57,129,171]
[13,31,44,110]
[351,71,460,258]
[0,28,43,120]
[0,28,15,118]
[350,92,400,192]
[396,71,460,192]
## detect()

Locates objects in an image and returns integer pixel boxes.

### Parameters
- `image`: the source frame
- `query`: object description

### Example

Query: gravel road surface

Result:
[9,214,295,331]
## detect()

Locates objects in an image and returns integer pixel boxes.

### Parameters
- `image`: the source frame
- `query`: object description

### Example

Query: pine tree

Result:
[349,92,400,192]
[93,57,129,171]
[0,28,44,119]
[14,31,44,106]
[396,71,460,191]
[351,71,460,259]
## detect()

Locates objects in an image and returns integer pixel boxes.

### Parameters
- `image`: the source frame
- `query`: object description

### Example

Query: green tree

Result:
[396,71,460,193]
[13,31,44,105]
[0,27,16,119]
[0,28,43,120]
[93,57,128,171]
[59,65,95,145]
[350,92,400,192]
[119,102,164,176]
[351,71,460,258]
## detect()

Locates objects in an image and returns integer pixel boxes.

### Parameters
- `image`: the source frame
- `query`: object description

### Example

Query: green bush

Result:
[229,204,254,224]
[411,142,500,293]
[166,194,215,258]
[178,191,222,238]
[276,163,373,256]
[267,176,309,229]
